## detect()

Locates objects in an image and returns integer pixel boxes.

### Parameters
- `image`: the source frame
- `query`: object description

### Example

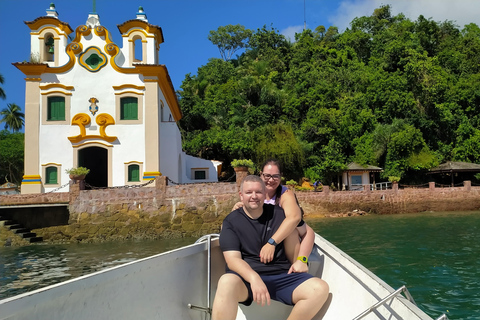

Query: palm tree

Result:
[0,73,5,100]
[0,103,25,132]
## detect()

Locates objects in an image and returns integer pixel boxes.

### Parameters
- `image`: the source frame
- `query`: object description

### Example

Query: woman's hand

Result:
[288,260,309,274]
[260,243,275,264]
[232,201,244,211]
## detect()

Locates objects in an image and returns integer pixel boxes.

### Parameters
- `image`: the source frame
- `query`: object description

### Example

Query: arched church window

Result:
[44,34,55,62]
[133,36,143,62]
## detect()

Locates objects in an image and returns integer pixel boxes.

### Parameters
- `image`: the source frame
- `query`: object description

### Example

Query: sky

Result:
[1,0,480,122]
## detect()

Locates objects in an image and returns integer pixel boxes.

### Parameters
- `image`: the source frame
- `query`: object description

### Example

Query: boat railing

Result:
[188,233,220,318]
[352,285,448,320]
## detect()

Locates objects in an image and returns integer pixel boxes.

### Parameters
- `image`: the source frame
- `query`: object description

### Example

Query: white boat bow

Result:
[0,233,448,320]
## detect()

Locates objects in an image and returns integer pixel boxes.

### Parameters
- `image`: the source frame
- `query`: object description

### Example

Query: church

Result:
[14,3,221,194]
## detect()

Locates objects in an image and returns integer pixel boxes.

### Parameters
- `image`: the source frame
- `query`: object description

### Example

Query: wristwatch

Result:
[297,256,308,264]
[267,238,277,246]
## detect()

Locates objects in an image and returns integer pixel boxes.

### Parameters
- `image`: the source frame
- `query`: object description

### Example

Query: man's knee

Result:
[293,277,329,303]
[309,278,329,297]
[216,273,248,301]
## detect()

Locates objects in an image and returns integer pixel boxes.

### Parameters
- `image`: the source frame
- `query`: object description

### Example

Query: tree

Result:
[253,123,305,178]
[0,130,24,185]
[0,103,25,132]
[178,6,480,185]
[0,73,5,100]
[208,25,252,61]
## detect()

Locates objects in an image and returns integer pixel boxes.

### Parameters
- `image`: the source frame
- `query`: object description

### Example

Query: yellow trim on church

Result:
[26,17,74,34]
[40,84,75,90]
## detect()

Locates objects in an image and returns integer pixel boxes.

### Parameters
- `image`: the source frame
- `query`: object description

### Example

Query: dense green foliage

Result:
[179,6,480,183]
[0,130,24,185]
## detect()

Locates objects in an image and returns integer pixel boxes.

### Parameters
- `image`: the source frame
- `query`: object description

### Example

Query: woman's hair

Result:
[261,158,283,205]
[261,158,283,174]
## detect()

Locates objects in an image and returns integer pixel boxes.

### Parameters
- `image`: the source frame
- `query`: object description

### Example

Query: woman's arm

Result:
[288,223,315,273]
[259,190,301,264]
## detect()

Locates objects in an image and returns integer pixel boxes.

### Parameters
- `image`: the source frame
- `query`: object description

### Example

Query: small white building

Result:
[342,162,383,191]
[14,4,221,194]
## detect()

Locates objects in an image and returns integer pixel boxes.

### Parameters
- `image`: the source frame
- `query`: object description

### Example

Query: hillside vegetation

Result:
[178,5,480,184]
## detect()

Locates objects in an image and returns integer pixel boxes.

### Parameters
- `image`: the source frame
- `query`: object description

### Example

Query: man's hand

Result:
[288,260,308,274]
[259,243,275,264]
[250,277,271,306]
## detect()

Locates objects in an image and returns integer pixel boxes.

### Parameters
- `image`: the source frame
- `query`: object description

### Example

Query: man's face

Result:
[240,181,266,211]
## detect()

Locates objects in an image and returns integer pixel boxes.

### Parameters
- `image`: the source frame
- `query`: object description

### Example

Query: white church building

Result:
[14,4,221,194]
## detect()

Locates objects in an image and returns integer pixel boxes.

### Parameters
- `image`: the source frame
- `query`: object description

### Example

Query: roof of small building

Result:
[0,182,18,189]
[428,161,480,173]
[344,162,383,172]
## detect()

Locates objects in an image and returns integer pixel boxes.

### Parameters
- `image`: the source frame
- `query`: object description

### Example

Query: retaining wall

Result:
[1,177,480,245]
[297,183,480,216]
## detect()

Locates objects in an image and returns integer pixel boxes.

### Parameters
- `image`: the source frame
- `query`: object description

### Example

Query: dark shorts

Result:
[228,271,313,306]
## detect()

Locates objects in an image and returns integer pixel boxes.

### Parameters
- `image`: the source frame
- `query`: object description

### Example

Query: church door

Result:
[78,147,108,189]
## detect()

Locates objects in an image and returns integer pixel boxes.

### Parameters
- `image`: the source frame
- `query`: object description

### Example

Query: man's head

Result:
[240,175,266,213]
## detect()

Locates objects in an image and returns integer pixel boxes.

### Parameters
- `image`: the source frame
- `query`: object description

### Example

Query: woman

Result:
[234,159,315,273]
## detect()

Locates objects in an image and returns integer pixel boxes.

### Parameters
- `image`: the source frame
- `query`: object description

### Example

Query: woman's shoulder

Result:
[279,186,295,202]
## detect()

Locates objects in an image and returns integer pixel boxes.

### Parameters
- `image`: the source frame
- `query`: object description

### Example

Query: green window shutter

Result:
[47,97,65,121]
[46,167,58,184]
[128,165,140,182]
[121,97,138,120]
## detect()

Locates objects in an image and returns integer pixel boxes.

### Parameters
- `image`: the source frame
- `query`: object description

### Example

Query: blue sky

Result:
[1,0,480,120]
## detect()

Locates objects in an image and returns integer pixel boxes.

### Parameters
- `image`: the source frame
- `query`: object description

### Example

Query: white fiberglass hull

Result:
[0,233,439,320]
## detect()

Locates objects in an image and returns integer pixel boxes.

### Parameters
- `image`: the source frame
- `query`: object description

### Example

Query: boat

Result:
[0,233,448,320]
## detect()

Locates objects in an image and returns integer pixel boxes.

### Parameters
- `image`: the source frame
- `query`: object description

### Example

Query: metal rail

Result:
[188,234,220,319]
[353,285,448,320]
[353,285,415,320]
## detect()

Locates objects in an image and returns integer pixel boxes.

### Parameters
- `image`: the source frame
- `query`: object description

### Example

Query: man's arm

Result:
[260,190,301,264]
[223,251,271,306]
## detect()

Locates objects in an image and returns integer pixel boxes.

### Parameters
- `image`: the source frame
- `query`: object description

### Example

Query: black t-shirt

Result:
[220,204,291,275]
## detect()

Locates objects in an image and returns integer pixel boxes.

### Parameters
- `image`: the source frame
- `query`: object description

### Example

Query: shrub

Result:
[231,159,255,169]
[285,179,298,186]
[388,176,401,182]
[65,167,90,176]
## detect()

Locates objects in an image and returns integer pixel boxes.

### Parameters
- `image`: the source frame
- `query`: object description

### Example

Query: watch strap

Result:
[267,237,277,246]
[297,256,308,264]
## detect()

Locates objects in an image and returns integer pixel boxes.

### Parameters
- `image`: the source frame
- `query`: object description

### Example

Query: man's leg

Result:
[212,273,249,320]
[288,277,329,320]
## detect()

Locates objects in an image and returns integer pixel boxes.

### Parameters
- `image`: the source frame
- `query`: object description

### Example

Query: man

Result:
[212,175,329,320]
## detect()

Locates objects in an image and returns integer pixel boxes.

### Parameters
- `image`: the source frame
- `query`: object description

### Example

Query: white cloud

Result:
[329,0,480,32]
[281,25,305,42]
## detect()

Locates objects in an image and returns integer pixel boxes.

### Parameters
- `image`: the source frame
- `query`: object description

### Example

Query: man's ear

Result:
[239,190,244,202]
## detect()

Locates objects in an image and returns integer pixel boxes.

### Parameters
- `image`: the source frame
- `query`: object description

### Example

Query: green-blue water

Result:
[309,211,480,320]
[1,211,479,319]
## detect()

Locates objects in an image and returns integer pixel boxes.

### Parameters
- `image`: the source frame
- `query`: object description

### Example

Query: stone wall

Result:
[297,183,480,217]
[0,192,69,205]
[2,176,480,245]
[30,177,238,243]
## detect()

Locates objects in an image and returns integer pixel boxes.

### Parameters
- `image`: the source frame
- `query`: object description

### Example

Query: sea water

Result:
[309,211,480,320]
[1,211,479,319]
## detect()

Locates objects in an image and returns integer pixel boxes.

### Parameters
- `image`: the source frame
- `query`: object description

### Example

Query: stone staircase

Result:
[0,216,43,243]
